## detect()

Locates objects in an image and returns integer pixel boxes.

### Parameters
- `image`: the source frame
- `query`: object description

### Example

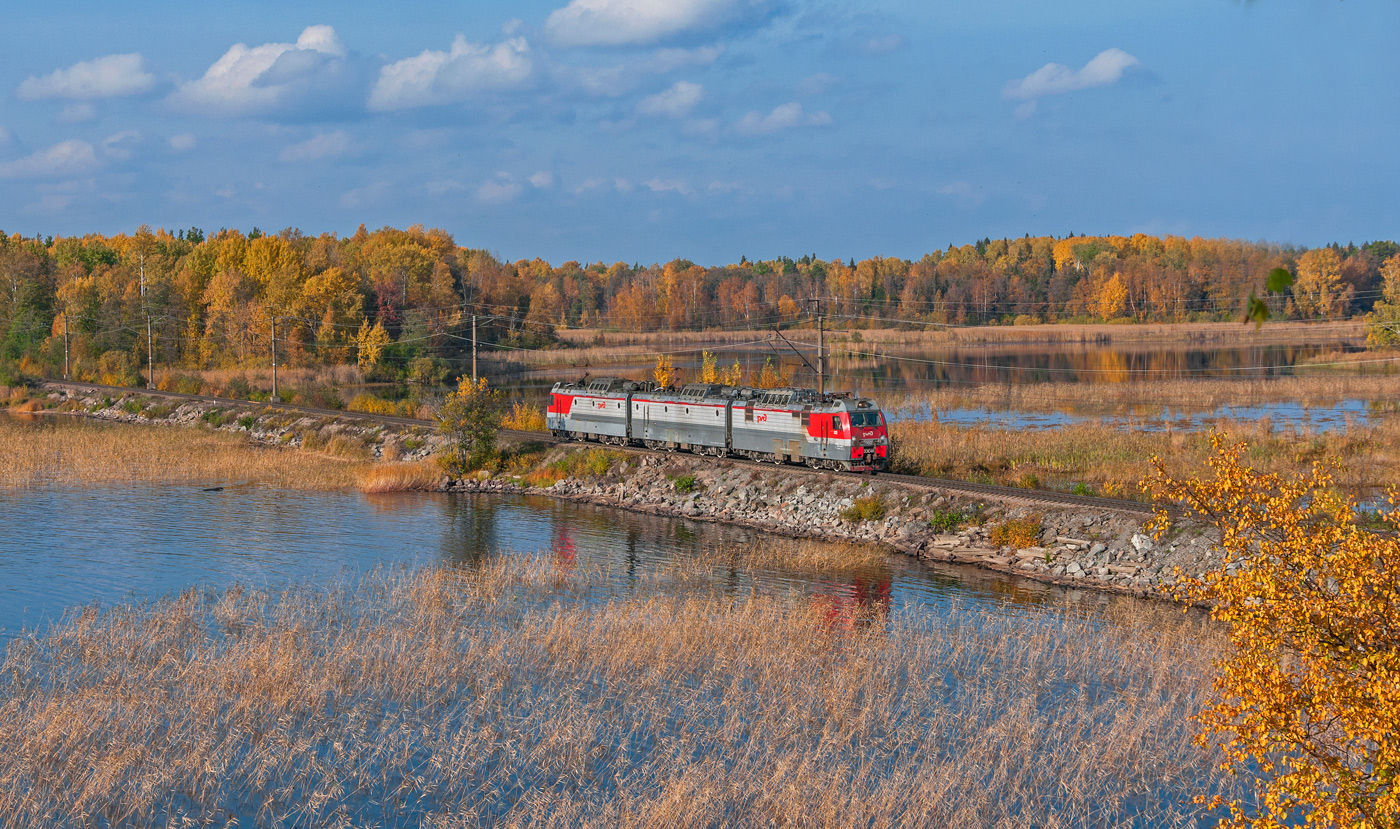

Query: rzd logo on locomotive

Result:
[755,413,768,423]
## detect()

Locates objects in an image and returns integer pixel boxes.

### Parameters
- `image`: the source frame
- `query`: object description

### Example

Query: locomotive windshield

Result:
[850,412,881,427]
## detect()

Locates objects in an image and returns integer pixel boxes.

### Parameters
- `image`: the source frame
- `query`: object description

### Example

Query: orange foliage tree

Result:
[1143,435,1399,829]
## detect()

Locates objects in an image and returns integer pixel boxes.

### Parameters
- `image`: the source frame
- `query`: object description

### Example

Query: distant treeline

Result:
[1,225,1397,384]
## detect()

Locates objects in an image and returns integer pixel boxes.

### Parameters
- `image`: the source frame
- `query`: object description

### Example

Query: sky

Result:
[0,0,1397,264]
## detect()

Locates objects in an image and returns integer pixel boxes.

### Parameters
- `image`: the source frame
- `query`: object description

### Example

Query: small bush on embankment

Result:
[520,448,626,488]
[502,402,547,431]
[989,515,1043,548]
[928,508,967,532]
[841,494,887,522]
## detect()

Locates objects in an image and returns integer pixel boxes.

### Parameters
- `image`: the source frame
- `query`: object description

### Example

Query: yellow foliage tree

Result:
[654,354,678,388]
[754,357,791,389]
[1294,248,1351,319]
[436,377,504,474]
[1143,434,1400,829]
[1366,254,1400,349]
[700,350,718,383]
[355,320,392,372]
[719,359,744,386]
[1097,272,1128,319]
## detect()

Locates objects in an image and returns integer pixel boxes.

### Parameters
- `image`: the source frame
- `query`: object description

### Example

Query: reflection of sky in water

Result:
[893,398,1390,433]
[0,486,1138,647]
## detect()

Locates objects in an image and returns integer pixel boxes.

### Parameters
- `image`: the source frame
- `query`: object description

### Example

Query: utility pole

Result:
[271,316,278,401]
[147,317,155,389]
[62,309,70,380]
[471,314,478,382]
[810,297,825,397]
[139,250,154,389]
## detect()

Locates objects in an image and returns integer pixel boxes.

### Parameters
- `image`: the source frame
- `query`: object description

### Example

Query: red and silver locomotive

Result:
[546,378,889,472]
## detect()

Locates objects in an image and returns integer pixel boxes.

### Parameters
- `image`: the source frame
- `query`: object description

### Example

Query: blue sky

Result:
[1,0,1396,264]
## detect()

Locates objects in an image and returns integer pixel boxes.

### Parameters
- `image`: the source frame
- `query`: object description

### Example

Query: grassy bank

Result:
[0,414,359,489]
[0,557,1240,827]
[889,416,1400,499]
[0,412,450,493]
[887,373,1400,417]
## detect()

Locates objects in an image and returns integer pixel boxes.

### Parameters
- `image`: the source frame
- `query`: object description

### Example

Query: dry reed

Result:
[0,414,358,489]
[889,374,1400,417]
[356,459,444,493]
[0,557,1242,827]
[889,416,1400,498]
[555,320,1364,348]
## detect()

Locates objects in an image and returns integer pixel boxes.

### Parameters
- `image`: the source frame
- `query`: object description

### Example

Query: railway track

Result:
[40,379,1162,516]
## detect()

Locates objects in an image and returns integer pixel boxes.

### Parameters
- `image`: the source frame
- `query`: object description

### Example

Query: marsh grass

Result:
[889,417,1400,499]
[0,414,357,489]
[890,373,1400,418]
[710,538,893,576]
[555,320,1364,348]
[0,557,1242,828]
[356,460,443,493]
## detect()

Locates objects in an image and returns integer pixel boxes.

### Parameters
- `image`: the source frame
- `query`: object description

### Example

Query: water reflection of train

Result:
[547,378,889,472]
[811,578,893,630]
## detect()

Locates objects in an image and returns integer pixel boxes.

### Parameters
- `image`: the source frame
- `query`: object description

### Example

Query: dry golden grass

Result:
[889,416,1400,499]
[0,414,358,489]
[889,374,1400,417]
[0,557,1242,827]
[356,459,443,493]
[555,320,1365,348]
[707,538,892,576]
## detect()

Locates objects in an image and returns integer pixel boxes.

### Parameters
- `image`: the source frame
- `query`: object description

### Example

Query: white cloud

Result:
[545,0,757,47]
[58,103,97,123]
[169,133,197,152]
[938,180,985,208]
[279,131,352,162]
[169,25,359,117]
[369,35,533,111]
[734,101,830,135]
[637,81,703,117]
[27,194,73,215]
[478,173,522,203]
[859,34,906,55]
[18,53,155,100]
[613,178,633,193]
[339,181,390,209]
[101,130,142,160]
[0,139,100,178]
[1003,48,1139,101]
[643,177,693,196]
[529,170,555,189]
[796,73,839,97]
[571,176,607,194]
[558,45,722,98]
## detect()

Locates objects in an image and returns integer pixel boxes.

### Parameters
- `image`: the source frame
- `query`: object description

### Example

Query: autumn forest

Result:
[2,224,1399,387]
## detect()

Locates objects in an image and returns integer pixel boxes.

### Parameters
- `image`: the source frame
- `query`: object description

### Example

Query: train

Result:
[546,377,889,472]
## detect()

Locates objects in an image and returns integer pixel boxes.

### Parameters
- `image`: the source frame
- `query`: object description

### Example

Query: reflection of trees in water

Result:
[437,494,501,567]
[507,342,1361,400]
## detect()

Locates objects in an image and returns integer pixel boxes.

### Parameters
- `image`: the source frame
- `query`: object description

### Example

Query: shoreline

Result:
[16,383,1216,602]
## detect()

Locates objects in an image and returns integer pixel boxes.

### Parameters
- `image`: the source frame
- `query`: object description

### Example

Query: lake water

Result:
[0,485,1127,647]
[485,339,1398,432]
[503,340,1369,392]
